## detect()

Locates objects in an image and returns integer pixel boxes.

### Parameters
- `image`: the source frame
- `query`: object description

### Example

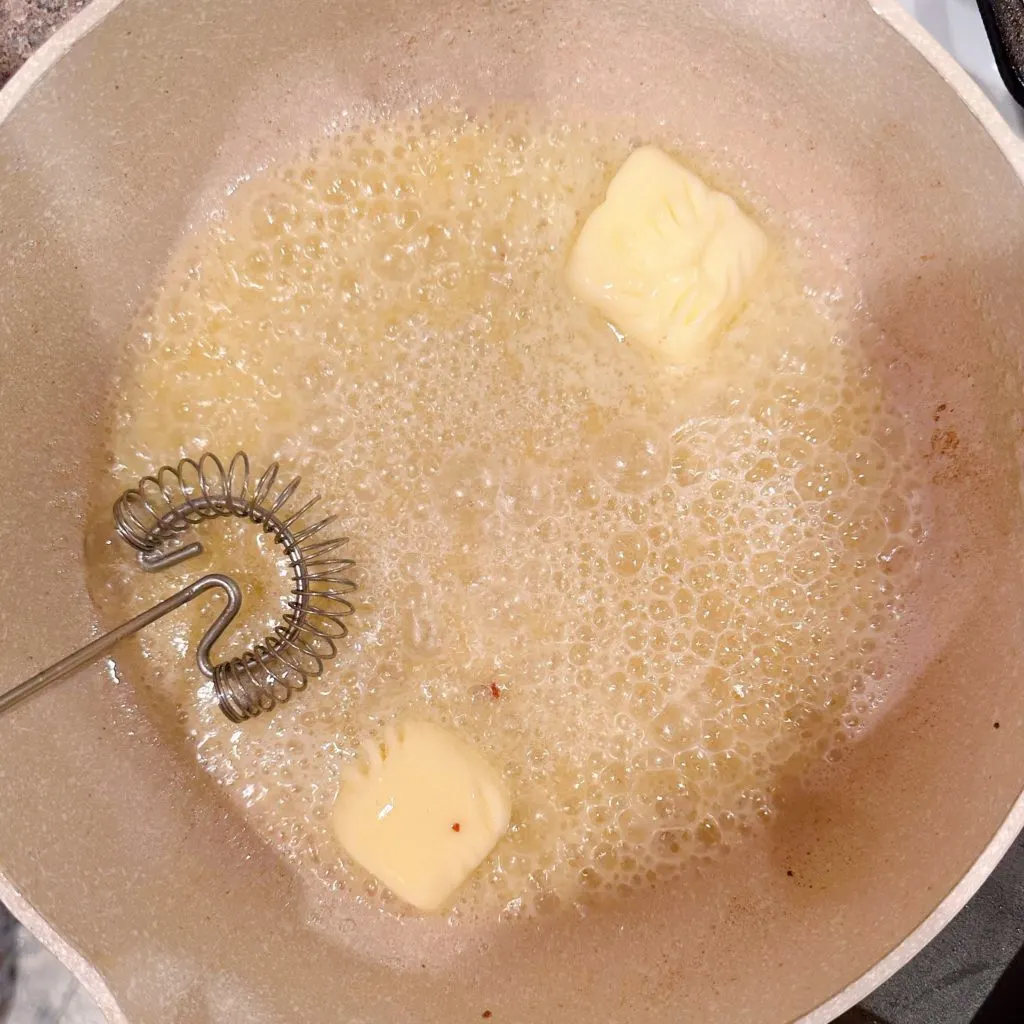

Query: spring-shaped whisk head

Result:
[113,451,356,723]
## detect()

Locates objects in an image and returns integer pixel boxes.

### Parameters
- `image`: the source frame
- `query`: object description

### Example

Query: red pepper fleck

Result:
[452,822,461,832]
[490,682,501,700]
[482,1013,492,1020]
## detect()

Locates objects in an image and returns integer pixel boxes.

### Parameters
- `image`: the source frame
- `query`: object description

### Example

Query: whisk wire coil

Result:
[112,451,356,723]
[0,451,356,723]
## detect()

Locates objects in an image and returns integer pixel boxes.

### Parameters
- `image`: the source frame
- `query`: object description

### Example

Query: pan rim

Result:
[1,1,1022,1022]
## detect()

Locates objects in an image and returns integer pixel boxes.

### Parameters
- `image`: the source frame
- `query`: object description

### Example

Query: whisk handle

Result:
[0,573,242,716]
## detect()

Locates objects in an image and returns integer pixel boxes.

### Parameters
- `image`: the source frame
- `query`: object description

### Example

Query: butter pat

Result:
[332,721,511,912]
[567,145,769,363]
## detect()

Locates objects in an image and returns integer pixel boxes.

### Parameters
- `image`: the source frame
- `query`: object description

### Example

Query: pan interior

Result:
[89,102,931,931]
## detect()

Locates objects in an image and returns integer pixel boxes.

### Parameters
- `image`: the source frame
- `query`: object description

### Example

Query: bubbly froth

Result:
[88,106,927,919]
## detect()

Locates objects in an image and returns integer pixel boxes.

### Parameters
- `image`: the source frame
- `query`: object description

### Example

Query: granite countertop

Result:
[0,2,1021,1024]
[0,0,90,85]
[0,911,102,1024]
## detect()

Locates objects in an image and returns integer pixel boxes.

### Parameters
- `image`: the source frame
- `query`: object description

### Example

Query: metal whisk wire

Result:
[0,451,356,723]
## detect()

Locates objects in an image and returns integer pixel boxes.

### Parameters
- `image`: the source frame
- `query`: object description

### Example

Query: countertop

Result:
[0,2,1022,1024]
[0,0,89,85]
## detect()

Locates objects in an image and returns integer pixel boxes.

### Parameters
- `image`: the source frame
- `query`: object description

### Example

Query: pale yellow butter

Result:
[331,721,511,912]
[567,145,769,363]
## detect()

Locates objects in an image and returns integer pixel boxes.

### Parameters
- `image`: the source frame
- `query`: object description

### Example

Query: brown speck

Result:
[482,1013,492,1019]
[490,682,501,700]
[786,869,794,877]
[930,428,960,457]
[452,822,461,832]
[933,402,948,422]
[919,254,935,263]
[994,722,1001,730]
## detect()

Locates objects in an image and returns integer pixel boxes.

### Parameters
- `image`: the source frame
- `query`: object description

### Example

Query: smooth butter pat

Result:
[332,721,511,912]
[567,145,769,363]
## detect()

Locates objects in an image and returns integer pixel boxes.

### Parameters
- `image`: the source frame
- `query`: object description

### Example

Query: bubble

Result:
[795,455,850,501]
[671,443,709,488]
[593,423,670,494]
[437,450,502,516]
[609,531,649,576]
[696,591,733,631]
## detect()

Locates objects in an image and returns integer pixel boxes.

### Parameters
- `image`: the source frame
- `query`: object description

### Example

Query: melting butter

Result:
[567,145,769,362]
[332,721,511,912]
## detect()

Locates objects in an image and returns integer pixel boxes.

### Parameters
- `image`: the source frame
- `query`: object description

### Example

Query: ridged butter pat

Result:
[567,146,769,362]
[332,721,511,912]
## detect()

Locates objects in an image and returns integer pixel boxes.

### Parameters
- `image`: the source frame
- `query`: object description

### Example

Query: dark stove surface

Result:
[840,829,1024,1024]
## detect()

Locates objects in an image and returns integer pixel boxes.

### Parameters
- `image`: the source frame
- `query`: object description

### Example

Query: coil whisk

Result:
[0,451,356,720]
[111,451,356,722]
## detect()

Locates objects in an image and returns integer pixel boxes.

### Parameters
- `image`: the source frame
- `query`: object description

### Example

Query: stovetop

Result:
[902,0,1024,135]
